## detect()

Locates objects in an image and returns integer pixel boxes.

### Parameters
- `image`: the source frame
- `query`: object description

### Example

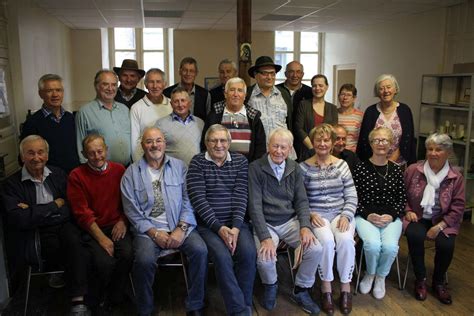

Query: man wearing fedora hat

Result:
[114,59,147,108]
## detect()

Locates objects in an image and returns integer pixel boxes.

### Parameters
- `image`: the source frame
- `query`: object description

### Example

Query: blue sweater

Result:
[187,152,248,232]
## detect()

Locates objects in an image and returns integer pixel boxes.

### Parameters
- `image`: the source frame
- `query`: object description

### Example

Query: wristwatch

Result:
[177,223,189,232]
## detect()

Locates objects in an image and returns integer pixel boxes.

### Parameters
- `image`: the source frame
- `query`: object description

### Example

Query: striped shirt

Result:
[338,109,363,152]
[221,107,251,155]
[300,159,358,222]
[187,152,249,232]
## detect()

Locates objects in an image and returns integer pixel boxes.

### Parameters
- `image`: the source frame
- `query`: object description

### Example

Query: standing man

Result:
[332,125,360,172]
[155,87,204,165]
[76,69,131,166]
[130,68,172,161]
[113,59,147,108]
[121,127,208,316]
[163,57,211,121]
[209,59,237,108]
[248,128,321,314]
[187,124,256,316]
[20,74,80,173]
[68,134,133,311]
[276,61,312,117]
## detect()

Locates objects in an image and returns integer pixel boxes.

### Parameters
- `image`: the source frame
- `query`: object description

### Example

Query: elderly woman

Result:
[404,133,464,305]
[353,127,407,299]
[337,83,363,152]
[295,74,338,161]
[357,74,416,167]
[300,123,358,315]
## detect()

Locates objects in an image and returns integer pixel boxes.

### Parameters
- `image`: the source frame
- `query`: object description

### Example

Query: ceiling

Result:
[35,0,464,32]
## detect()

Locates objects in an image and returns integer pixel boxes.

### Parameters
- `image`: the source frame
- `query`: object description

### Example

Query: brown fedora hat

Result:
[248,56,282,78]
[113,59,145,78]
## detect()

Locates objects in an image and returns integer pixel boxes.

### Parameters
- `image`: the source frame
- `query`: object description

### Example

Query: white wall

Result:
[324,9,447,134]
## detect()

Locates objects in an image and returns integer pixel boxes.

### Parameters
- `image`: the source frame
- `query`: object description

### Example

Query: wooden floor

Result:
[4,221,474,315]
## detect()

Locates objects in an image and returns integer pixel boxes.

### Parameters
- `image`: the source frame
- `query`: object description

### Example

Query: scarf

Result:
[420,160,449,215]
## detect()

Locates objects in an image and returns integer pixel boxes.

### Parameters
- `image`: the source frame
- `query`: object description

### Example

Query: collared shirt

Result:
[21,166,53,204]
[118,87,137,102]
[41,105,65,123]
[172,112,195,125]
[267,155,285,181]
[87,161,108,173]
[204,151,232,166]
[222,107,251,155]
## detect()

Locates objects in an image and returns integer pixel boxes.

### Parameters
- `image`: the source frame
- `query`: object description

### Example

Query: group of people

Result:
[1,55,465,316]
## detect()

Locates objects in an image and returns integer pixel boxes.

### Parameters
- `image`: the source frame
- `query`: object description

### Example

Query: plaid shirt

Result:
[41,106,65,123]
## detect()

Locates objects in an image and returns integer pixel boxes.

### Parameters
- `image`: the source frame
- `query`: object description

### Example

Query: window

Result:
[274,31,320,86]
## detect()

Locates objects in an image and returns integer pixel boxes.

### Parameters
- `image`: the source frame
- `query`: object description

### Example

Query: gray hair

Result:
[141,126,165,143]
[224,77,247,94]
[368,126,394,144]
[218,59,237,71]
[170,86,190,100]
[94,69,118,88]
[19,135,49,157]
[38,74,62,90]
[144,68,167,85]
[268,128,294,147]
[205,124,231,143]
[373,74,400,97]
[285,61,304,72]
[425,133,453,151]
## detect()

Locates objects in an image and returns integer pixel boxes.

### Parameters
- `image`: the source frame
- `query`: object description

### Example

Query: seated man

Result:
[332,124,360,172]
[187,124,256,316]
[67,134,133,310]
[121,127,208,316]
[2,135,89,315]
[248,128,322,314]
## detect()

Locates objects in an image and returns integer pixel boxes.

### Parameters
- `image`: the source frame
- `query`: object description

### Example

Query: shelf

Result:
[418,133,470,146]
[423,73,474,78]
[420,102,471,111]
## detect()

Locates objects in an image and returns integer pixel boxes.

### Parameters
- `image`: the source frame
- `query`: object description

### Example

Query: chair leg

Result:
[180,252,190,295]
[395,255,402,290]
[402,256,410,290]
[354,246,364,295]
[286,248,295,287]
[24,266,32,316]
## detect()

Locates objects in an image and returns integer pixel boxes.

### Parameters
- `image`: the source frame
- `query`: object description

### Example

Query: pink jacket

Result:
[403,161,465,236]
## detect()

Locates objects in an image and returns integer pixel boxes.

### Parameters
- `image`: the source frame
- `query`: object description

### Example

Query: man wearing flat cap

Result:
[245,56,296,159]
[114,59,147,108]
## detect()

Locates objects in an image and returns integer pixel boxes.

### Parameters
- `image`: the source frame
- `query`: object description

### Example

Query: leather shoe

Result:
[339,291,352,314]
[432,284,452,305]
[321,292,334,315]
[414,279,427,301]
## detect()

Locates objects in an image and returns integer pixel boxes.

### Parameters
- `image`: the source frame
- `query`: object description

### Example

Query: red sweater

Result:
[67,162,126,231]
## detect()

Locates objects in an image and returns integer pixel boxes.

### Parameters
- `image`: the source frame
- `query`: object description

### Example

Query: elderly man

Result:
[68,134,133,311]
[155,87,204,165]
[130,68,172,161]
[209,59,237,107]
[121,127,208,316]
[76,69,131,166]
[20,74,80,173]
[332,125,359,172]
[2,135,89,315]
[248,128,321,314]
[276,61,312,115]
[163,57,211,121]
[113,59,147,108]
[187,124,256,316]
[203,77,266,162]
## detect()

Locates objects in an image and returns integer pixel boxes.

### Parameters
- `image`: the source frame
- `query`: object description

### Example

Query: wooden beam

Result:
[237,0,252,86]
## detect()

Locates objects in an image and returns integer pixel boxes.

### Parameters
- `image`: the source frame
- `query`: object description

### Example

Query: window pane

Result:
[300,53,318,79]
[144,52,164,72]
[115,51,136,67]
[301,32,319,52]
[275,31,294,52]
[114,28,135,49]
[274,53,293,80]
[143,28,164,50]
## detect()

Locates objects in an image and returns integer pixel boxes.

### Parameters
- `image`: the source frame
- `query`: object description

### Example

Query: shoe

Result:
[432,283,452,305]
[358,274,375,294]
[414,279,427,301]
[321,292,334,315]
[339,291,352,314]
[372,276,386,300]
[291,289,320,315]
[49,273,66,289]
[70,304,91,316]
[261,283,278,311]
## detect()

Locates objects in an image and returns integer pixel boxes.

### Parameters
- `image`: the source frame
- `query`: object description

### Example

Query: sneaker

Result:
[261,283,278,310]
[291,289,321,315]
[359,273,375,294]
[372,276,386,299]
[48,273,66,289]
[70,304,91,316]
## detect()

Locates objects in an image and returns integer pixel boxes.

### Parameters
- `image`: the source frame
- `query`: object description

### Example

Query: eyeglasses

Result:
[339,93,354,98]
[371,138,390,145]
[207,138,228,145]
[257,70,276,77]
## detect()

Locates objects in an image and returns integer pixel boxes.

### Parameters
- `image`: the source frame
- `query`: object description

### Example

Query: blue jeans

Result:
[132,229,208,316]
[355,216,402,277]
[197,222,257,315]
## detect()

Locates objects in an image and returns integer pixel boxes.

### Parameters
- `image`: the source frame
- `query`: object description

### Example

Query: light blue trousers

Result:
[355,216,402,277]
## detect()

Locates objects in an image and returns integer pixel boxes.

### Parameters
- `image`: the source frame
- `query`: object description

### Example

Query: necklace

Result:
[370,160,388,179]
